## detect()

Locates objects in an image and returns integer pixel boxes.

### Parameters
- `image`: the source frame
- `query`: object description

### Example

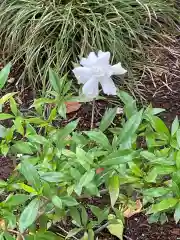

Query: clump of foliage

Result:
[1,65,180,239]
[0,0,178,91]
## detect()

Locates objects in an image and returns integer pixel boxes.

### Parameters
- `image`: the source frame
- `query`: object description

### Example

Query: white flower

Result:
[73,51,127,98]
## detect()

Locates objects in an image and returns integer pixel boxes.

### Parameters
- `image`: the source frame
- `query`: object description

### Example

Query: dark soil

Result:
[125,214,179,240]
[0,156,14,180]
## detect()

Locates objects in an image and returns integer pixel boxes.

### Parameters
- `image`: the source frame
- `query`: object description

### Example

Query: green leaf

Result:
[174,202,180,223]
[0,113,14,120]
[19,198,40,233]
[10,97,18,116]
[58,103,67,119]
[66,228,82,239]
[118,109,143,144]
[70,207,82,226]
[117,90,137,118]
[75,170,95,195]
[4,232,15,240]
[171,116,179,136]
[56,120,78,141]
[108,175,119,208]
[52,196,63,209]
[20,161,41,191]
[148,198,178,214]
[176,151,180,169]
[79,206,88,226]
[61,196,78,206]
[49,68,60,93]
[4,194,29,207]
[99,107,117,132]
[0,62,11,89]
[143,187,170,198]
[84,130,110,149]
[101,149,138,166]
[107,219,124,240]
[39,172,64,182]
[89,205,109,224]
[27,135,48,144]
[150,116,170,135]
[12,141,33,154]
[176,129,180,148]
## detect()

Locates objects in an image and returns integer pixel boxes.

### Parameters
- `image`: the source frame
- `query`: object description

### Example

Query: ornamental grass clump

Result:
[0,0,178,90]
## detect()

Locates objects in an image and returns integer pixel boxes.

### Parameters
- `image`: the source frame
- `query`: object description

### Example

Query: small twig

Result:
[55,225,79,240]
[8,229,25,240]
[91,98,95,130]
[94,222,109,235]
[124,234,133,240]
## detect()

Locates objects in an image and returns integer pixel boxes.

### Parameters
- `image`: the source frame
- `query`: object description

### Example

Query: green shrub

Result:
[0,0,178,91]
[1,65,180,239]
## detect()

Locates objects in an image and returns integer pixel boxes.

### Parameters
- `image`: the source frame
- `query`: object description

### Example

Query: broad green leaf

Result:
[19,198,40,233]
[108,175,119,208]
[0,62,11,89]
[0,92,16,104]
[2,209,16,229]
[174,202,180,223]
[143,187,170,198]
[17,183,37,194]
[75,170,95,195]
[3,232,15,240]
[0,179,7,187]
[84,130,110,149]
[176,151,180,169]
[12,141,33,154]
[0,124,6,138]
[56,120,78,141]
[89,205,109,224]
[58,103,66,119]
[117,90,137,118]
[66,228,82,239]
[99,107,117,132]
[39,172,64,182]
[148,198,178,214]
[76,147,91,171]
[148,213,160,224]
[150,116,170,135]
[4,194,29,207]
[49,68,60,93]
[79,206,88,226]
[10,97,18,116]
[171,116,179,136]
[0,113,14,120]
[176,129,180,148]
[70,207,82,226]
[27,135,48,144]
[107,219,124,240]
[128,162,143,177]
[118,109,143,144]
[20,161,41,191]
[101,149,138,166]
[61,196,78,206]
[52,195,62,209]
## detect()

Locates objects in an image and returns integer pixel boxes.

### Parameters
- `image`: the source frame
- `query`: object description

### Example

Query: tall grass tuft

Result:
[0,0,178,91]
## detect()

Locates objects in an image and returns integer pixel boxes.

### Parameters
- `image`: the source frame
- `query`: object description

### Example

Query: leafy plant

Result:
[1,64,180,238]
[0,0,178,91]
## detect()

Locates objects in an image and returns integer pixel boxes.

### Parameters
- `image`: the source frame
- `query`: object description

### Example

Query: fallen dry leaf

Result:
[0,219,6,230]
[65,102,81,114]
[123,200,142,218]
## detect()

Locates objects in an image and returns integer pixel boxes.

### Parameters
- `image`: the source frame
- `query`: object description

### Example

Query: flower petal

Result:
[97,51,110,65]
[80,52,97,67]
[111,63,127,75]
[100,77,117,95]
[82,77,99,98]
[73,67,92,84]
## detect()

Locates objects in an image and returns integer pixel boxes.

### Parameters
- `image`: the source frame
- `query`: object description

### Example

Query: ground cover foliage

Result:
[0,0,179,91]
[0,65,180,239]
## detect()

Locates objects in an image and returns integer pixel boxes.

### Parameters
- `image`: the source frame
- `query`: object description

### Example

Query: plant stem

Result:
[94,222,109,234]
[91,98,95,130]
